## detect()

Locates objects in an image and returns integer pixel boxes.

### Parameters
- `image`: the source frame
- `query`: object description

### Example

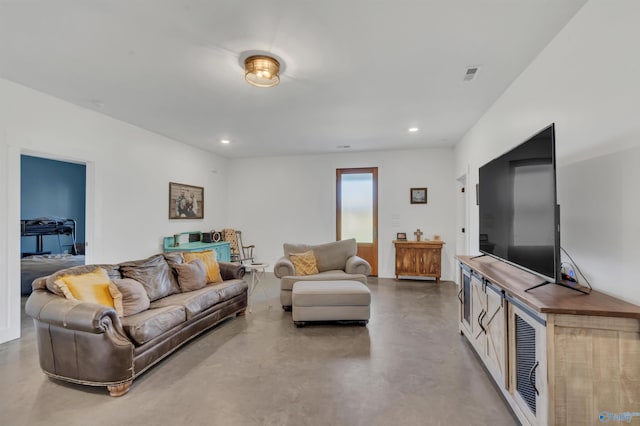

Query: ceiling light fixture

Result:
[244,55,280,88]
[221,140,230,144]
[408,127,419,132]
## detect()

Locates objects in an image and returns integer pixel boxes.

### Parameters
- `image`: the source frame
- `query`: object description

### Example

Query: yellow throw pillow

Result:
[54,267,123,316]
[290,251,319,276]
[182,250,223,283]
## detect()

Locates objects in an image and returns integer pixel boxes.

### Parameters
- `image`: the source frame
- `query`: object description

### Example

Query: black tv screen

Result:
[478,124,560,283]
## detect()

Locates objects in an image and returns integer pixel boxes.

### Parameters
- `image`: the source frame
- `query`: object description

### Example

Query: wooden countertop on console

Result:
[457,255,640,319]
[393,240,444,245]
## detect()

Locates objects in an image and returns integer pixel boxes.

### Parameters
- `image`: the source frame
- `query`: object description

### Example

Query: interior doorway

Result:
[20,155,87,297]
[456,172,469,284]
[336,167,378,276]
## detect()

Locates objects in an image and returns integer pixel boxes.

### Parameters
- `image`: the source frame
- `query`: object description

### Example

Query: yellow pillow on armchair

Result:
[54,267,123,315]
[289,251,319,276]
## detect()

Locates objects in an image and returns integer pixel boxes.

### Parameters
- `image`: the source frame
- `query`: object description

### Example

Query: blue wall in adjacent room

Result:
[20,155,86,255]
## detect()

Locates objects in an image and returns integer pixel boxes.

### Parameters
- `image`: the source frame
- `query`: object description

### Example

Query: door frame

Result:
[336,167,378,276]
[2,146,94,344]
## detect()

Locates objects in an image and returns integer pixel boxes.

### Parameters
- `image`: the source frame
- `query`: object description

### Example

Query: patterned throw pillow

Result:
[54,267,124,315]
[182,250,223,283]
[174,258,208,292]
[289,251,319,276]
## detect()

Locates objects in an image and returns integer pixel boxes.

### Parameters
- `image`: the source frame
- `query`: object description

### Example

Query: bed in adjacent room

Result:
[21,254,85,296]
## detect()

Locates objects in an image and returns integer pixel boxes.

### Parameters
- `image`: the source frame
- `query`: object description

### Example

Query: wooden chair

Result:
[222,229,255,263]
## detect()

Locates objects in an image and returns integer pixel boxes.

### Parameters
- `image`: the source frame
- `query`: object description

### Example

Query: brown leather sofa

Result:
[25,253,247,396]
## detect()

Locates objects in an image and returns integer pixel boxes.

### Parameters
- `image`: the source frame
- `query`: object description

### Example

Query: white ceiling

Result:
[0,0,587,158]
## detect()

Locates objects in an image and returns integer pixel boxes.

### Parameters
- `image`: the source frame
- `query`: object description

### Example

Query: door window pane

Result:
[341,173,373,243]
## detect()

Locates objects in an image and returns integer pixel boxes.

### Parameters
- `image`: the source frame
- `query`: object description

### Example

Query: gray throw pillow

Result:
[119,254,180,301]
[174,258,207,292]
[112,278,150,317]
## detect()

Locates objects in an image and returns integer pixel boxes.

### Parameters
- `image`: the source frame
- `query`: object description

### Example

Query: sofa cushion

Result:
[54,267,123,315]
[120,305,186,345]
[119,254,180,302]
[292,280,371,307]
[112,278,150,317]
[182,251,223,284]
[150,279,247,320]
[45,264,121,297]
[284,239,357,272]
[289,250,319,276]
[174,258,207,292]
[280,270,368,291]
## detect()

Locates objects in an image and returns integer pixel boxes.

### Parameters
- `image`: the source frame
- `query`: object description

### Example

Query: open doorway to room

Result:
[20,155,87,297]
[456,173,469,284]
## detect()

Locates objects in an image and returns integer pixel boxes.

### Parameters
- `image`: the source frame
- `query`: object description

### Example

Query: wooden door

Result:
[336,167,378,276]
[395,246,415,277]
[509,303,548,425]
[470,274,487,353]
[484,283,507,388]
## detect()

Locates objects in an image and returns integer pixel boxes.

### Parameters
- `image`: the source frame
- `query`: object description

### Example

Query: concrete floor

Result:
[0,274,518,426]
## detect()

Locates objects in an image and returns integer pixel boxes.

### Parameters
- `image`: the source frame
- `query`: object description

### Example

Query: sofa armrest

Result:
[219,261,245,280]
[25,290,130,341]
[345,256,371,276]
[274,256,295,278]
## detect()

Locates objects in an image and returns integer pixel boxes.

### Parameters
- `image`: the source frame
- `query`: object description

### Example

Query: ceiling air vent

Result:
[464,66,480,81]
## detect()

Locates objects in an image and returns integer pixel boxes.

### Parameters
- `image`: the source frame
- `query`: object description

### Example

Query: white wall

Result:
[0,78,230,343]
[454,0,640,305]
[226,149,457,280]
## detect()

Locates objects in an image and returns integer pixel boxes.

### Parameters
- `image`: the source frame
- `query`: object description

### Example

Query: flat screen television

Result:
[478,124,560,284]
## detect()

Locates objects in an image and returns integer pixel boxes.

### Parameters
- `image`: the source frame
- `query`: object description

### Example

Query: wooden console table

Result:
[393,240,444,282]
[163,232,231,262]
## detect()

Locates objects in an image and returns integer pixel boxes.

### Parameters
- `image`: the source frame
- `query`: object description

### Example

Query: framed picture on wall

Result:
[169,182,204,219]
[410,187,427,204]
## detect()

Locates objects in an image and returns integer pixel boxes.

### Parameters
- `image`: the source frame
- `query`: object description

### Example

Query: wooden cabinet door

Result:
[459,267,474,336]
[484,283,507,388]
[417,248,438,275]
[509,303,548,426]
[395,246,416,276]
[470,274,486,353]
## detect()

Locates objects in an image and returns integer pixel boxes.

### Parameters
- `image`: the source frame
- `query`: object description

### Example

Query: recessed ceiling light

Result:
[408,127,419,132]
[336,145,351,149]
[221,140,230,144]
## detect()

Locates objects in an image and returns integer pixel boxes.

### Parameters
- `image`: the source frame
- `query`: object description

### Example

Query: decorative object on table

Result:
[433,235,441,241]
[201,230,222,243]
[201,231,215,243]
[414,229,423,241]
[410,187,427,204]
[396,232,407,241]
[169,182,204,220]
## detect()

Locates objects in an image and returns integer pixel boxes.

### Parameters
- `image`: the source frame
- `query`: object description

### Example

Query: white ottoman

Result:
[291,280,371,327]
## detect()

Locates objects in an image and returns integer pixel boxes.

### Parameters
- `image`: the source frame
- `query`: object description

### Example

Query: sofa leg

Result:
[236,309,247,316]
[359,320,369,326]
[282,305,292,312]
[107,381,132,397]
[294,321,306,328]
